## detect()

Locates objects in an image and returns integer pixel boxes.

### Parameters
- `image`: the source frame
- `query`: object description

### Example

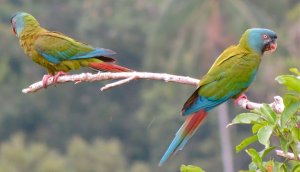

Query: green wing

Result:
[34,32,115,64]
[182,46,261,114]
[198,46,260,100]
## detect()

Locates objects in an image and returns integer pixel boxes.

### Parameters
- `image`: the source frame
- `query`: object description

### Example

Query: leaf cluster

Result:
[231,68,300,172]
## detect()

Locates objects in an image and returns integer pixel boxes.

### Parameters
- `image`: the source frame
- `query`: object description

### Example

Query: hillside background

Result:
[0,0,299,171]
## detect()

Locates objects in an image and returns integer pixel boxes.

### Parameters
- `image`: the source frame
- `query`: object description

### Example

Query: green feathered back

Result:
[198,44,261,100]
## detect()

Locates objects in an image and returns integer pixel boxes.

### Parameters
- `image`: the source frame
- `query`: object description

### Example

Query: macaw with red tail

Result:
[159,28,277,166]
[11,12,133,87]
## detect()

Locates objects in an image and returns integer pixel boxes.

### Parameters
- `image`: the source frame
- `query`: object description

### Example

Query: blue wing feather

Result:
[69,48,116,60]
[41,52,60,64]
[183,96,227,115]
[40,48,116,64]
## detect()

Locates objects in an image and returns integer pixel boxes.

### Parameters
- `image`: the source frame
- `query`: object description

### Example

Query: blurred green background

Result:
[0,0,299,171]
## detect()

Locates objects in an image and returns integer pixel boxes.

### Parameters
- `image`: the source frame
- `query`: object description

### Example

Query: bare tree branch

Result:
[22,72,199,93]
[22,71,284,113]
[236,95,284,113]
[276,150,300,160]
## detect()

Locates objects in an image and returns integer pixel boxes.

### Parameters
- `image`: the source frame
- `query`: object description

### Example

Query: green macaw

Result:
[11,12,133,87]
[159,28,277,166]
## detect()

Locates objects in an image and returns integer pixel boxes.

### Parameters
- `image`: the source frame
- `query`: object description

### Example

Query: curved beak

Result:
[12,26,16,35]
[263,37,277,53]
[11,19,17,35]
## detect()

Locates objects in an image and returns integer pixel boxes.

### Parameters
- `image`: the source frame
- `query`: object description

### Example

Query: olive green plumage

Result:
[197,46,260,100]
[160,28,278,165]
[11,12,131,75]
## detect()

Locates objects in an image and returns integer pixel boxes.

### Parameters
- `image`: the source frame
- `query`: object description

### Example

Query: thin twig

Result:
[100,76,137,91]
[276,150,300,160]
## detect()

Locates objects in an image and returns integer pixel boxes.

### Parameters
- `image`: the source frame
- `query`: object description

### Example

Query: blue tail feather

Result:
[41,48,116,64]
[159,110,208,166]
[70,48,116,60]
[159,136,181,166]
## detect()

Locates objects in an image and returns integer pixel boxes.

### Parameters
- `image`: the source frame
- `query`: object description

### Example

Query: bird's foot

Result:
[42,74,53,88]
[53,71,67,84]
[234,93,248,105]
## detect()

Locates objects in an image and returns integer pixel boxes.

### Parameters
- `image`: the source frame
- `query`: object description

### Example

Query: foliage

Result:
[0,133,151,172]
[180,165,205,172]
[230,68,300,172]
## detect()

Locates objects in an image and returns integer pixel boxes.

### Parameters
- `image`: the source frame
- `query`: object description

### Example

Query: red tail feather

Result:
[159,110,207,166]
[88,62,133,72]
[182,110,207,137]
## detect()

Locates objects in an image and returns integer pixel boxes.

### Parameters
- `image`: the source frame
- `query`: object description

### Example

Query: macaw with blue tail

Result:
[11,12,133,87]
[159,28,278,166]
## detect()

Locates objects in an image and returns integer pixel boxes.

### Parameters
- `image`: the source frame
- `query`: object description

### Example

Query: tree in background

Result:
[0,0,299,171]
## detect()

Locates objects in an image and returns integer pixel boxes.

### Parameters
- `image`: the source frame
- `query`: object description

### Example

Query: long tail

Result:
[88,62,134,72]
[159,110,208,166]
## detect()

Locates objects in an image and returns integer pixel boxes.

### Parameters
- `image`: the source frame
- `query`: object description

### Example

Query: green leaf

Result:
[239,170,256,172]
[292,127,300,142]
[292,164,300,172]
[276,75,300,93]
[246,149,265,172]
[180,165,205,172]
[274,162,287,172]
[259,105,277,125]
[283,93,300,106]
[290,142,300,161]
[281,102,300,127]
[236,135,258,153]
[259,146,276,159]
[248,161,257,171]
[252,122,266,134]
[290,68,300,76]
[228,113,261,126]
[257,125,274,148]
[280,137,290,153]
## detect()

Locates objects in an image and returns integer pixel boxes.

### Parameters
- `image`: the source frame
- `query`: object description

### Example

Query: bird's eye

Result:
[262,34,269,40]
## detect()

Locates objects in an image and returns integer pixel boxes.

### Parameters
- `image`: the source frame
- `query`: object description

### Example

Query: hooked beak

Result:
[263,37,277,53]
[12,26,16,35]
[11,19,17,35]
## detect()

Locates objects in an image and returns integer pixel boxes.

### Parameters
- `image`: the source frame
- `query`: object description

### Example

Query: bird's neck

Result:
[19,23,44,39]
[238,42,262,56]
[238,35,263,56]
[19,27,46,58]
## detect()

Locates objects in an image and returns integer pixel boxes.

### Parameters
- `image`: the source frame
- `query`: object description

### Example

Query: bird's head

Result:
[10,12,40,37]
[240,28,277,55]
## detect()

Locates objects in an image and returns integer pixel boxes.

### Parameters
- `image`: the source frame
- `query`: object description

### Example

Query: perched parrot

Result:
[159,28,277,166]
[11,12,133,87]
